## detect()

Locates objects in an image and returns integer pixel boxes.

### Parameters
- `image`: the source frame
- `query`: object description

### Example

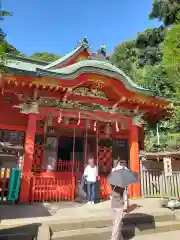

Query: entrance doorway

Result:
[58,137,83,162]
[112,139,129,168]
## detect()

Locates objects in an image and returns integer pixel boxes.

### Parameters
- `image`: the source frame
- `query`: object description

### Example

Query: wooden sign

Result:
[163,157,172,177]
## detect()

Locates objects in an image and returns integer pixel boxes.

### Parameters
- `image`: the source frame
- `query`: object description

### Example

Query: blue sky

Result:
[2,0,160,56]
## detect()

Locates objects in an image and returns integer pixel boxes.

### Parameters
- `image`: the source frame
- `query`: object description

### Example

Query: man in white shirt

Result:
[84,157,98,204]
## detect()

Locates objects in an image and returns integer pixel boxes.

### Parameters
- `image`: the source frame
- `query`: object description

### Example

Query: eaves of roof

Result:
[6,58,170,102]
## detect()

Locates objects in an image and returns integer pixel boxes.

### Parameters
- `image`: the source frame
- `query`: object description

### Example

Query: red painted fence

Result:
[30,172,75,202]
[29,172,112,202]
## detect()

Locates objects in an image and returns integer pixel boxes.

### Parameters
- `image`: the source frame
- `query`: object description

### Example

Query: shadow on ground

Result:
[0,201,84,220]
[0,223,41,240]
[0,203,51,220]
[122,213,156,239]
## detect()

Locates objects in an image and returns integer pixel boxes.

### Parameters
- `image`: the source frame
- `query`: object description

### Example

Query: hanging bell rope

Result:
[84,125,88,165]
[96,121,99,168]
[72,128,76,178]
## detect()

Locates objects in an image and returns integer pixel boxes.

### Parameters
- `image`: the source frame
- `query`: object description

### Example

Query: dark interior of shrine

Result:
[58,137,83,161]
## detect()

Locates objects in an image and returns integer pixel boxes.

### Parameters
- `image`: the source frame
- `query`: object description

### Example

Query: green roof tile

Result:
[5,41,166,99]
[6,58,46,72]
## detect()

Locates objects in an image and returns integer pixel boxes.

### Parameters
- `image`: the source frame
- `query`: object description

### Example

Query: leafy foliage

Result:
[29,52,60,62]
[0,10,22,72]
[0,10,11,72]
[0,10,12,20]
[111,40,137,78]
[163,23,180,93]
[135,26,166,67]
[136,64,175,97]
[149,0,180,26]
[111,1,180,151]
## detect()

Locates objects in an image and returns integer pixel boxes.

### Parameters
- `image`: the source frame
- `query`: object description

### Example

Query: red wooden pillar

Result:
[129,124,141,198]
[19,114,37,203]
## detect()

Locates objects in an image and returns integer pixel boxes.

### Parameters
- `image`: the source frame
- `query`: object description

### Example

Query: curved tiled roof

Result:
[5,40,166,99]
[36,59,154,96]
[6,57,159,97]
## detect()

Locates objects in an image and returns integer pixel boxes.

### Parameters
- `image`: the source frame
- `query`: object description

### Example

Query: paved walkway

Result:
[0,198,177,226]
[132,230,180,239]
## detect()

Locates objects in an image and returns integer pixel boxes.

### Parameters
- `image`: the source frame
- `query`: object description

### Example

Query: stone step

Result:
[0,224,49,240]
[49,212,175,233]
[131,230,180,239]
[52,220,180,240]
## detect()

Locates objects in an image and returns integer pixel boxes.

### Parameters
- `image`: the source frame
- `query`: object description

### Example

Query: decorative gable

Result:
[72,87,108,100]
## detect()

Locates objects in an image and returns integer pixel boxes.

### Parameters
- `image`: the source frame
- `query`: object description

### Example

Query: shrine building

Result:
[0,39,170,203]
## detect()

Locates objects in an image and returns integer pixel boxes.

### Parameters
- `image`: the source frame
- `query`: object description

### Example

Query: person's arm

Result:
[84,165,88,177]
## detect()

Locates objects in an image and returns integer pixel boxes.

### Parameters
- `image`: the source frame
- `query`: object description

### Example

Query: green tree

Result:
[110,40,137,78]
[111,27,166,79]
[163,22,180,93]
[135,26,166,67]
[149,0,180,26]
[136,64,175,97]
[30,52,60,62]
[0,10,12,72]
[0,10,22,72]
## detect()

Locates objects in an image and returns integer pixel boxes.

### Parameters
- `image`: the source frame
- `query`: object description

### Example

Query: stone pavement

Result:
[0,198,180,240]
[0,198,178,226]
[132,230,180,239]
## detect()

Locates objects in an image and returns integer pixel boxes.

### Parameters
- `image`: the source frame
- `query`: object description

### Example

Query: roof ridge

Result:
[6,54,49,66]
[43,40,91,70]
